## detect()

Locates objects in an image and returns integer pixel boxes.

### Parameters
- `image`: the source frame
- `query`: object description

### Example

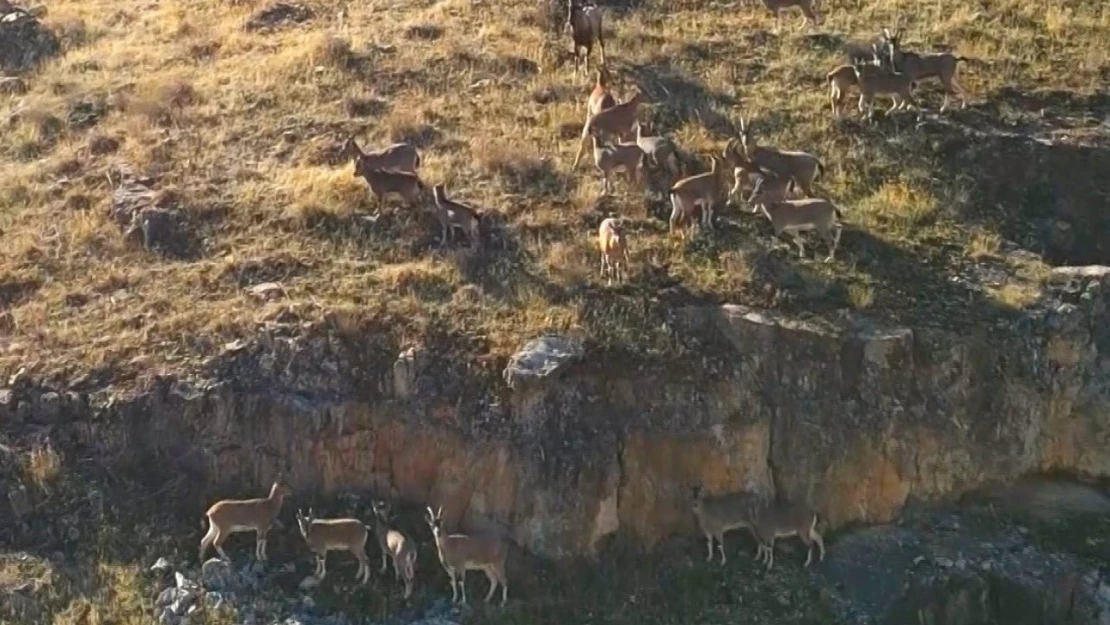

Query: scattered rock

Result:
[246,282,286,302]
[385,346,425,400]
[201,558,236,590]
[245,2,313,32]
[0,3,59,74]
[108,168,193,258]
[124,206,188,255]
[0,75,25,94]
[503,334,584,389]
[298,575,320,590]
[151,557,173,573]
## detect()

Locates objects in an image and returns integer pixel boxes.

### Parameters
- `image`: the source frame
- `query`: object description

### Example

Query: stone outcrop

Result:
[0,4,58,74]
[1,268,1109,561]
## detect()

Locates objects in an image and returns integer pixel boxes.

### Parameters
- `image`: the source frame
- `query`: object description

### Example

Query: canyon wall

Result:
[2,267,1108,560]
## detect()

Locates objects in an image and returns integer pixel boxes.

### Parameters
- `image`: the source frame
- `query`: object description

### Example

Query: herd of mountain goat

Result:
[199,0,971,606]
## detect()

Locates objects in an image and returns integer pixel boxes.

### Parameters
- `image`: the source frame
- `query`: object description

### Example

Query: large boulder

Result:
[0,4,59,74]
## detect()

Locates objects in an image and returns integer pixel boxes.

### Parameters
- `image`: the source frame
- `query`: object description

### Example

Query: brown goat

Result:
[882,28,969,111]
[760,0,819,32]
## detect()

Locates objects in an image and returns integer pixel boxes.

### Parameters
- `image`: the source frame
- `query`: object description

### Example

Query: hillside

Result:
[2,0,1108,387]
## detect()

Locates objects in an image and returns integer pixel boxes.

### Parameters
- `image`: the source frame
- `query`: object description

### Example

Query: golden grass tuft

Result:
[25,442,62,492]
[276,167,368,221]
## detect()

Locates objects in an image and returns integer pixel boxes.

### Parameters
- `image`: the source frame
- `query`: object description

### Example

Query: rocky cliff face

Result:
[2,267,1108,560]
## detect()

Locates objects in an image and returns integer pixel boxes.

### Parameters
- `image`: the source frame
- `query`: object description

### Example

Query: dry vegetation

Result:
[2,0,1108,383]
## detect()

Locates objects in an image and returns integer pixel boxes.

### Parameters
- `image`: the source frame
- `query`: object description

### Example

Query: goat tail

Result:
[815,159,826,180]
[414,151,422,170]
[834,206,844,220]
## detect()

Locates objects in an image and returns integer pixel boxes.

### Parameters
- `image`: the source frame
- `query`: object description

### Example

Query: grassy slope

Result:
[1,0,1107,385]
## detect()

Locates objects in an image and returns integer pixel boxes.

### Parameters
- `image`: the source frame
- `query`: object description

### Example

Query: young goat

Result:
[826,63,860,118]
[200,477,292,564]
[591,132,644,196]
[295,508,372,584]
[760,0,819,32]
[750,501,826,571]
[371,500,417,599]
[425,506,509,606]
[691,486,764,565]
[633,121,679,177]
[356,167,427,213]
[736,117,825,197]
[565,0,605,77]
[573,88,647,168]
[722,140,781,202]
[745,174,843,262]
[669,154,728,238]
[881,28,969,111]
[597,217,630,286]
[852,52,918,120]
[587,67,616,117]
[342,137,421,175]
[430,183,481,249]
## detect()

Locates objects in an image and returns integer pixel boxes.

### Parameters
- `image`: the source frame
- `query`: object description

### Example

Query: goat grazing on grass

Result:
[826,63,861,118]
[669,154,728,238]
[200,477,292,564]
[342,136,421,175]
[745,174,843,262]
[881,28,969,111]
[759,0,819,32]
[565,0,606,77]
[430,183,481,249]
[425,506,509,606]
[597,217,630,286]
[371,500,417,599]
[295,508,372,584]
[736,117,824,197]
[573,88,647,168]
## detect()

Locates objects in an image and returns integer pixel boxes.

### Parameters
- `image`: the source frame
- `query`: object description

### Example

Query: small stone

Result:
[247,282,285,301]
[935,557,954,568]
[298,575,320,590]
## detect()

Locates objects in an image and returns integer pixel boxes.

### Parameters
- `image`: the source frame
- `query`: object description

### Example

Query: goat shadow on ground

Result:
[624,61,739,138]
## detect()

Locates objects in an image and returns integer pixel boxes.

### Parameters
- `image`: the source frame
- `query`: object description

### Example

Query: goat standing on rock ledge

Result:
[426,506,509,606]
[199,476,292,564]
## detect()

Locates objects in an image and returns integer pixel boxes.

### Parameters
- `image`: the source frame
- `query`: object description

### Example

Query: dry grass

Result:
[2,0,1106,384]
[25,443,63,492]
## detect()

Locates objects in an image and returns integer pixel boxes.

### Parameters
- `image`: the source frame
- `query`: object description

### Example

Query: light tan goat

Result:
[751,501,826,571]
[882,28,969,111]
[565,0,605,76]
[355,167,427,212]
[745,175,844,262]
[295,508,372,584]
[430,183,481,249]
[633,121,679,177]
[737,117,825,197]
[852,55,918,120]
[573,88,647,168]
[722,140,781,201]
[760,0,819,32]
[587,67,616,117]
[371,500,417,599]
[826,64,860,118]
[343,137,421,175]
[691,486,764,565]
[425,506,509,606]
[669,154,728,238]
[597,217,630,286]
[199,477,292,564]
[591,132,644,196]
